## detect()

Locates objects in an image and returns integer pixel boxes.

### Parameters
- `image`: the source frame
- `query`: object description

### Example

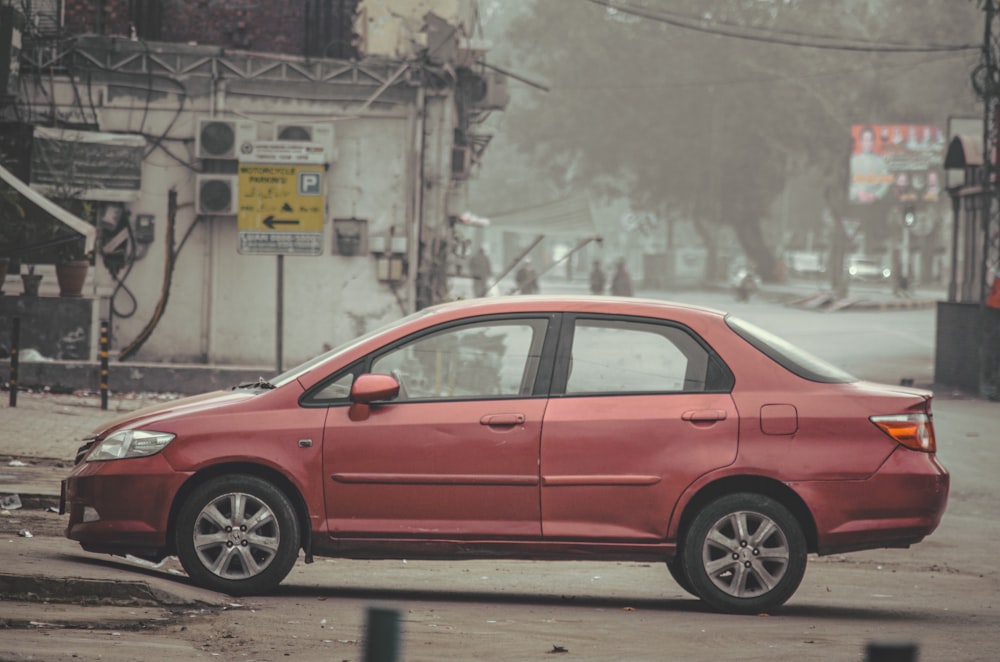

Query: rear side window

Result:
[725,315,856,383]
[561,318,733,395]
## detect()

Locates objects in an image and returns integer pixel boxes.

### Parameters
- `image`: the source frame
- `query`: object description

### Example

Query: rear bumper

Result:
[793,448,949,555]
[63,454,190,558]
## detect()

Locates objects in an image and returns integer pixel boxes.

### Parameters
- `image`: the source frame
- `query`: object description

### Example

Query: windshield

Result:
[268,308,440,388]
[725,315,856,384]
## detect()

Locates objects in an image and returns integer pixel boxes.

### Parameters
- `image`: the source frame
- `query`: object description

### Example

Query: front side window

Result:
[565,318,730,395]
[371,319,547,401]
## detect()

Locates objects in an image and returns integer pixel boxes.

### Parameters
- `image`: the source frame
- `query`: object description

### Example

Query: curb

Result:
[0,572,210,607]
[0,536,228,609]
[780,290,937,312]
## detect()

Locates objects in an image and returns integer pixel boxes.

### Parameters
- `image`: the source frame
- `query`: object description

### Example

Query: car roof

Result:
[425,295,728,319]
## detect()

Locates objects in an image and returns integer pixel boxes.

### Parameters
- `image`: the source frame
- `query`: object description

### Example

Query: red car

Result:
[62,296,948,614]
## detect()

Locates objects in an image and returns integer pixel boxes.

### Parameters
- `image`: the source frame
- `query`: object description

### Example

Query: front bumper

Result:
[63,453,191,559]
[793,448,949,555]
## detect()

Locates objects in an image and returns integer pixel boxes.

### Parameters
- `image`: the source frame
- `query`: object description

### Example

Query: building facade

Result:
[1,0,505,368]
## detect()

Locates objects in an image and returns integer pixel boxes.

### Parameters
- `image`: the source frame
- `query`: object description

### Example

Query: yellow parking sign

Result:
[237,164,325,255]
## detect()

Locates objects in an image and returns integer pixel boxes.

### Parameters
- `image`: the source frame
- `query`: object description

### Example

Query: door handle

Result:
[681,409,727,423]
[480,413,526,426]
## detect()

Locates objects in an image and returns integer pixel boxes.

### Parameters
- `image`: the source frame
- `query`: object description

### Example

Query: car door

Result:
[540,315,738,540]
[319,315,557,538]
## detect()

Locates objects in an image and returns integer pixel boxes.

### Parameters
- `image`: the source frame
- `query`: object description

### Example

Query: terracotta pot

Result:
[56,260,89,297]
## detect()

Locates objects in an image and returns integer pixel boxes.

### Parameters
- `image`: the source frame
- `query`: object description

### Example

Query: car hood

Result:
[90,390,259,437]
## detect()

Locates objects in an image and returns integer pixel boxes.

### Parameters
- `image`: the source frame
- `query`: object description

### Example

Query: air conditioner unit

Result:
[274,122,336,162]
[451,145,472,180]
[195,174,239,215]
[473,71,509,111]
[195,118,257,160]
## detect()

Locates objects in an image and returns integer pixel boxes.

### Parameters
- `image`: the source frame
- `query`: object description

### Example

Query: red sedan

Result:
[62,296,948,614]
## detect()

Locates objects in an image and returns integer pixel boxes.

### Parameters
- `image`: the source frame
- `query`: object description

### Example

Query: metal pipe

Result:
[948,188,961,302]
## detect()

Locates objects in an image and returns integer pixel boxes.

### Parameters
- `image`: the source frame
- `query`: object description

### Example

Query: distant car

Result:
[848,255,892,281]
[62,296,948,614]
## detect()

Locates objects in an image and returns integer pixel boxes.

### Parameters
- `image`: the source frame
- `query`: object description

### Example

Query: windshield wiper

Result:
[234,377,276,390]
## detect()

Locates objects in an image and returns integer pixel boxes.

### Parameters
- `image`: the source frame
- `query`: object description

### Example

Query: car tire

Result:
[175,474,300,596]
[681,493,806,614]
[666,557,696,597]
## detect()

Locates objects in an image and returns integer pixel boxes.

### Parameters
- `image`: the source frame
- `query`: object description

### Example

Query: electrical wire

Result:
[585,0,980,53]
[118,190,181,361]
[107,221,139,319]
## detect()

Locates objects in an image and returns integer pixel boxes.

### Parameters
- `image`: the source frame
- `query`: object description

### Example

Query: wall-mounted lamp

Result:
[333,218,367,256]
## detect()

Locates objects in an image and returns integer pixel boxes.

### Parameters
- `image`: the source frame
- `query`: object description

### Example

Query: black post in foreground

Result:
[99,320,110,410]
[8,317,19,407]
[866,641,918,662]
[363,606,401,662]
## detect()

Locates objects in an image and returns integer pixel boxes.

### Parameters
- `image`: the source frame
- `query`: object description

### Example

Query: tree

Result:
[489,0,981,281]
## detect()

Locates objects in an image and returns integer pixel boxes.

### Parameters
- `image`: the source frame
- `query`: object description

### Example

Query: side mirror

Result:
[348,373,400,421]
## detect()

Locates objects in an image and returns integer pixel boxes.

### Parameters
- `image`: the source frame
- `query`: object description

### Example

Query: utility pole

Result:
[973,2,1000,398]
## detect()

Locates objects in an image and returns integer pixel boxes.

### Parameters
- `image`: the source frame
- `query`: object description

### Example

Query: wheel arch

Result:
[166,462,313,559]
[673,476,819,554]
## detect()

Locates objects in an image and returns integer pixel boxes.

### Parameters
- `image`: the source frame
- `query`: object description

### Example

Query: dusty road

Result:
[2,294,998,660]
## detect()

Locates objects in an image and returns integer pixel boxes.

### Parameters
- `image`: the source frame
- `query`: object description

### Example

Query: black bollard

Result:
[363,606,401,662]
[8,317,18,407]
[866,641,918,662]
[99,320,110,410]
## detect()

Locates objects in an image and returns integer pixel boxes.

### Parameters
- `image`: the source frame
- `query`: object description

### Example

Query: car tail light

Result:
[870,413,936,452]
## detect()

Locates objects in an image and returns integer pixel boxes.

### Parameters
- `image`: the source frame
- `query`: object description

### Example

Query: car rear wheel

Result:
[175,474,300,595]
[681,493,806,614]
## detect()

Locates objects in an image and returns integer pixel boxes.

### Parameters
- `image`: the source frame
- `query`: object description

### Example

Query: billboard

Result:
[849,124,945,206]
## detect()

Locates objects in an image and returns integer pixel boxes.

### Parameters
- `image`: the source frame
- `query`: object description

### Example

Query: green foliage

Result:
[0,187,91,264]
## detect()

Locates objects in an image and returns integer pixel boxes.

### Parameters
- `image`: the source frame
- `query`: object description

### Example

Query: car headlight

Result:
[87,430,176,462]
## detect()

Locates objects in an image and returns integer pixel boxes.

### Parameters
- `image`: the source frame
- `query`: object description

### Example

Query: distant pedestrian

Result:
[589,260,606,294]
[515,258,540,294]
[610,258,633,297]
[469,247,492,297]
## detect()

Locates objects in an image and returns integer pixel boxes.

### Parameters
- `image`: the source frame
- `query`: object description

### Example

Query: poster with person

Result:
[848,123,945,206]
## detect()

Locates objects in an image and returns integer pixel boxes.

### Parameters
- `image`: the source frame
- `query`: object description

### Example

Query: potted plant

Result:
[53,234,90,297]
[20,263,42,296]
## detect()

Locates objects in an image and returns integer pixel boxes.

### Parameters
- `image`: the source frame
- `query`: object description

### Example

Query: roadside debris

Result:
[1,494,23,510]
[18,529,33,538]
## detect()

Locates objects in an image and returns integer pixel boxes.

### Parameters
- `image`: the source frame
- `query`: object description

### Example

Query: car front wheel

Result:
[681,493,806,614]
[175,474,300,595]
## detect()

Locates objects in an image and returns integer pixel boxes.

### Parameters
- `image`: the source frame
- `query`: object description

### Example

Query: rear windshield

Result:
[725,315,856,384]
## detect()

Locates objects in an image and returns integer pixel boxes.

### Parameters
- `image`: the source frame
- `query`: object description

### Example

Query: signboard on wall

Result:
[237,163,325,255]
[30,127,144,201]
[848,124,946,206]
